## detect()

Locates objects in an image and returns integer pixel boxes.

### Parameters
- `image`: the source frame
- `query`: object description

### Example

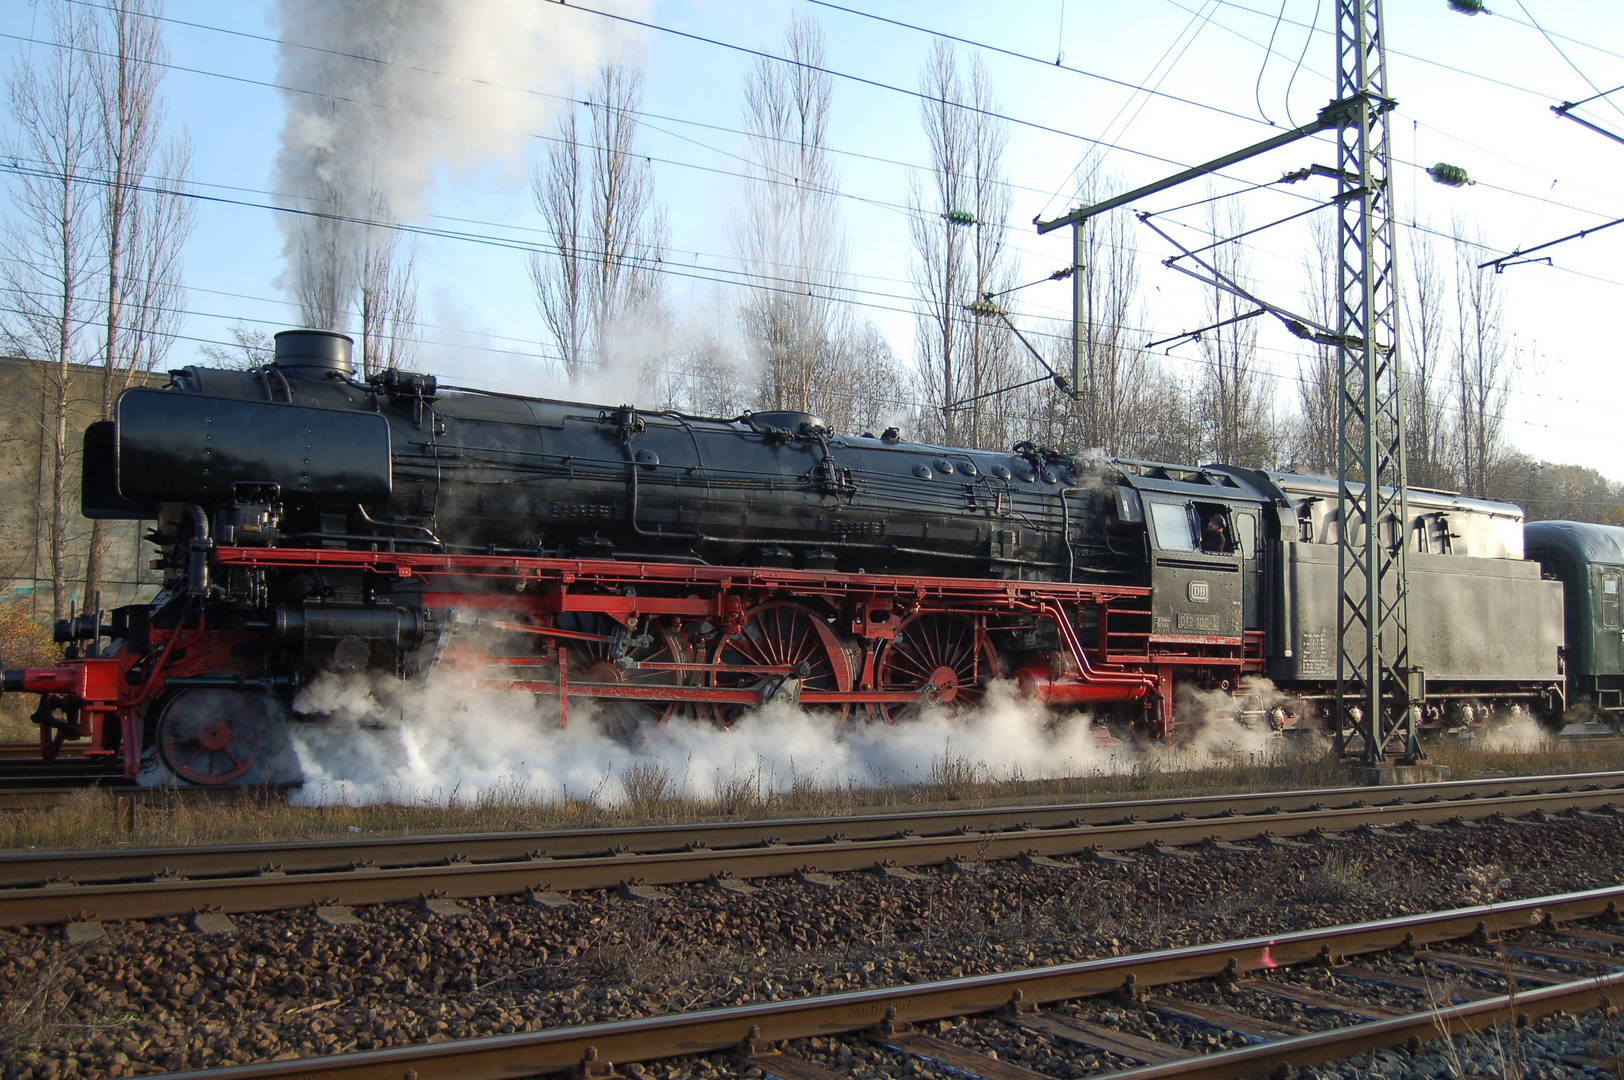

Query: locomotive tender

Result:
[0,329,1608,785]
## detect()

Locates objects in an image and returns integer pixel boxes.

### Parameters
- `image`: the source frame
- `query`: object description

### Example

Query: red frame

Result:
[16,547,1251,778]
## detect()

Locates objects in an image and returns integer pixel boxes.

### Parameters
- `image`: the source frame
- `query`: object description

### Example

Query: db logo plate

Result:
[1188,580,1210,603]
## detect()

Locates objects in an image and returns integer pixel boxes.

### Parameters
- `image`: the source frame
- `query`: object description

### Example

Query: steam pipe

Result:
[1014,666,1149,705]
[184,504,211,597]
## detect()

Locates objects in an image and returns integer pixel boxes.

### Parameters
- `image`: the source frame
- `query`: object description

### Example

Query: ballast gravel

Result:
[1,813,1622,1078]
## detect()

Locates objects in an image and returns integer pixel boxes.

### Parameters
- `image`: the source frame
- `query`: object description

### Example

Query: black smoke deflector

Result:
[114,388,393,506]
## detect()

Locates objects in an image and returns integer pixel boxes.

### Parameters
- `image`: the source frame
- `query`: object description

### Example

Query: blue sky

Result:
[3,1,1622,475]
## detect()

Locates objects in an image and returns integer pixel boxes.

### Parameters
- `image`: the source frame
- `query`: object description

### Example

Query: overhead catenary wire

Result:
[21,11,1622,276]
[3,147,1609,425]
[0,282,1559,437]
[6,5,1612,446]
[1513,0,1624,125]
[799,0,1268,128]
[0,22,1325,266]
[1253,0,1291,125]
[1281,0,1320,128]
[52,0,1277,220]
[39,0,1624,244]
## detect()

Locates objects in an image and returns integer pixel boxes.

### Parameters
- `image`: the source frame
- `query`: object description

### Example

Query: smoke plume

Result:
[270,1,625,329]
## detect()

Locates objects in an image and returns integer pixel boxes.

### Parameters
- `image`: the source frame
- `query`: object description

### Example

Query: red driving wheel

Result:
[157,685,279,785]
[554,611,686,744]
[709,601,854,728]
[875,613,999,722]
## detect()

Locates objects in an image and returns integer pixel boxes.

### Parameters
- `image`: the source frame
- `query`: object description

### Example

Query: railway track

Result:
[5,770,1623,928]
[0,759,127,802]
[0,779,284,812]
[0,740,88,759]
[144,882,1624,1080]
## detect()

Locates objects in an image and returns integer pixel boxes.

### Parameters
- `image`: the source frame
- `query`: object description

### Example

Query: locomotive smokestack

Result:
[274,329,354,377]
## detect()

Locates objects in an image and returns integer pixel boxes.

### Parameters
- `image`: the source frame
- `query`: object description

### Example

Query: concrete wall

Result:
[0,356,165,617]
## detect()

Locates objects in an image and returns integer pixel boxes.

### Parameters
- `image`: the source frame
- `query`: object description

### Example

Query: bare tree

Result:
[1403,222,1453,490]
[909,40,969,446]
[1061,159,1154,456]
[530,60,666,384]
[585,62,664,374]
[957,58,1022,450]
[356,190,417,377]
[2,1,98,620]
[1133,362,1205,464]
[120,139,193,379]
[1198,199,1269,466]
[734,15,845,413]
[531,99,588,378]
[909,41,1022,450]
[670,297,751,416]
[198,323,275,369]
[1452,221,1508,498]
[84,0,193,604]
[823,321,908,434]
[1291,214,1339,474]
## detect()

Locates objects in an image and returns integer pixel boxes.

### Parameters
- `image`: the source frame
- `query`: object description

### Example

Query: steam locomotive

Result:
[0,329,1614,785]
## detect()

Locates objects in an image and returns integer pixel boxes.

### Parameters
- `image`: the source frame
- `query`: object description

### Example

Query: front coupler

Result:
[2,661,128,769]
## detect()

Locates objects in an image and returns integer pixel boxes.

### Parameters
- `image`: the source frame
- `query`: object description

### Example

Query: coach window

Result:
[1148,500,1197,552]
[1604,572,1621,631]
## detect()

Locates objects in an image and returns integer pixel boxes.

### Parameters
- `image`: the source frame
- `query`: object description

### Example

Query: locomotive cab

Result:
[1111,462,1261,657]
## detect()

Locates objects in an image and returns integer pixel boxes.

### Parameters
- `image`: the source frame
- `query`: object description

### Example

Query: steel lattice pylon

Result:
[1333,0,1417,763]
[1036,1,1418,762]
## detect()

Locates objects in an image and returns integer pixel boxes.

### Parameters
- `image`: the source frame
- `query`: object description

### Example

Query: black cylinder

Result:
[273,329,353,377]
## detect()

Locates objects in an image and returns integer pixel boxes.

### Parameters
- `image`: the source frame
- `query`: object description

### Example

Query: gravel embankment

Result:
[1,814,1621,1078]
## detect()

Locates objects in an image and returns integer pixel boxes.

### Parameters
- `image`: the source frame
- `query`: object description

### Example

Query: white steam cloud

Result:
[273,0,618,216]
[281,671,1306,807]
[271,1,630,325]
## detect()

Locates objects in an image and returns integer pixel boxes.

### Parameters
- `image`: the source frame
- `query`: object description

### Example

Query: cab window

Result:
[1148,501,1197,552]
[1234,512,1257,560]
[1604,572,1621,630]
[1193,502,1235,554]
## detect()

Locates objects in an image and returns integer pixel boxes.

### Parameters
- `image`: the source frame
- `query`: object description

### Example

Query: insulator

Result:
[1427,162,1472,187]
[944,209,976,225]
[1447,0,1487,13]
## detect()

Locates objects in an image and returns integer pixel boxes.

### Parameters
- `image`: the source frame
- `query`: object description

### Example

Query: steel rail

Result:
[0,783,286,814]
[0,741,87,759]
[4,785,1621,926]
[3,769,1619,890]
[146,884,1624,1080]
[1097,972,1624,1080]
[0,788,78,812]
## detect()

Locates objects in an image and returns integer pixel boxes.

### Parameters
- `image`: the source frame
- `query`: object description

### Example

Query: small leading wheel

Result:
[555,612,686,745]
[710,601,854,728]
[875,613,999,722]
[157,685,280,785]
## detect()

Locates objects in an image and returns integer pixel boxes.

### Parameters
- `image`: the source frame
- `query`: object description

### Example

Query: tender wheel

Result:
[875,613,998,722]
[555,612,685,744]
[157,686,280,785]
[710,601,854,728]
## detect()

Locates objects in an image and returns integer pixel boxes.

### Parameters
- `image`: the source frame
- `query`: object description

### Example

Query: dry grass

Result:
[0,704,36,743]
[1428,731,1624,779]
[5,732,1624,854]
[0,599,58,743]
[0,950,74,1051]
